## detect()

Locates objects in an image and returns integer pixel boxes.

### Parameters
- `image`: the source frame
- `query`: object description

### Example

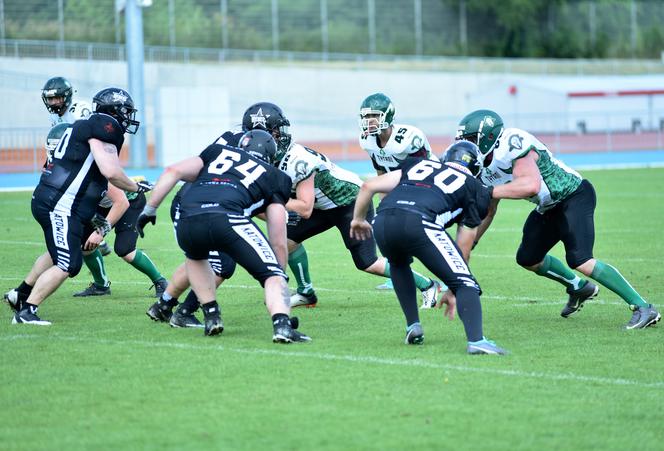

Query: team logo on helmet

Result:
[111,91,128,103]
[250,108,270,129]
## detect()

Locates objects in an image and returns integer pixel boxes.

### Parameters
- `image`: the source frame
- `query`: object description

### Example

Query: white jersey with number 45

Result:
[49,100,92,127]
[278,143,363,210]
[359,123,435,173]
[480,127,582,213]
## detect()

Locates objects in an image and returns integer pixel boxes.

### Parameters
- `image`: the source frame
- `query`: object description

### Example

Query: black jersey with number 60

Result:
[377,158,491,228]
[178,144,292,218]
[36,113,125,216]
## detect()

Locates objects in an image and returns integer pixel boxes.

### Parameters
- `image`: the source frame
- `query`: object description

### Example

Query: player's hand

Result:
[436,288,456,320]
[135,180,154,194]
[350,219,372,241]
[287,211,302,226]
[136,207,157,238]
[83,230,103,251]
[90,213,111,237]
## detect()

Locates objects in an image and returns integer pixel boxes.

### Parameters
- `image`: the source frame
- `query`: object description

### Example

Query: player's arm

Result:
[285,174,315,219]
[104,184,130,227]
[455,225,478,263]
[473,198,499,248]
[350,170,401,241]
[265,202,288,268]
[491,151,541,199]
[89,138,142,192]
[145,156,203,210]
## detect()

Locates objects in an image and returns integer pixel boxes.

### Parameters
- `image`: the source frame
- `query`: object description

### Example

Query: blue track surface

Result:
[2,150,664,190]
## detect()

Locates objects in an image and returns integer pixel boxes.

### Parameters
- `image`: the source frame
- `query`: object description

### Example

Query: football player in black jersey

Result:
[350,141,507,355]
[137,130,310,342]
[5,87,153,325]
[145,130,241,328]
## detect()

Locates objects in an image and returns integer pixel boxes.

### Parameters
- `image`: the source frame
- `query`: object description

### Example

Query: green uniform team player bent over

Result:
[459,109,660,330]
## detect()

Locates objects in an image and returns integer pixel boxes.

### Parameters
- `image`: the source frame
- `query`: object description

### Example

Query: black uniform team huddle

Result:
[3,80,660,355]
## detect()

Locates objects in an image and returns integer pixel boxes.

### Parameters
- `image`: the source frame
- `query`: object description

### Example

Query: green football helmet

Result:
[456,109,504,157]
[42,77,73,116]
[359,93,395,136]
[45,123,71,153]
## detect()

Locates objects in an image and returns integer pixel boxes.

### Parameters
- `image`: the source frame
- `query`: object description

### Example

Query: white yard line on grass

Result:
[2,332,663,389]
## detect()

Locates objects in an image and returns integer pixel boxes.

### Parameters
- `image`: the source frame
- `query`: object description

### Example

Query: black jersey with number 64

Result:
[178,143,292,218]
[377,158,492,228]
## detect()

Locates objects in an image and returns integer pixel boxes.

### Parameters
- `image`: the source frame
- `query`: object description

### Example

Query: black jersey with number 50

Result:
[35,113,124,216]
[179,143,292,218]
[377,158,492,228]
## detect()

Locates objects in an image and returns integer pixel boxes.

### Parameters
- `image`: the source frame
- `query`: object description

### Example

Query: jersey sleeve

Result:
[87,114,124,151]
[503,129,532,160]
[408,128,431,157]
[283,144,318,184]
[70,101,92,120]
[266,170,293,205]
[459,181,492,228]
[198,144,221,166]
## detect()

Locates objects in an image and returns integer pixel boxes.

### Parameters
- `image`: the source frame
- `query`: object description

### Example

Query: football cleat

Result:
[420,280,444,309]
[4,288,24,313]
[467,337,508,355]
[625,304,661,330]
[73,282,111,297]
[12,309,51,326]
[151,278,169,299]
[405,323,424,345]
[170,310,204,328]
[146,299,177,322]
[204,315,223,336]
[375,279,394,290]
[561,282,598,318]
[290,291,318,308]
[98,241,112,256]
[273,324,311,343]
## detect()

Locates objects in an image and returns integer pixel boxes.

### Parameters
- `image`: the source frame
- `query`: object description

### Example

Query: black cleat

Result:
[146,301,176,322]
[73,282,111,297]
[405,323,424,345]
[170,310,204,328]
[561,282,598,318]
[204,314,224,336]
[151,278,169,298]
[12,309,51,326]
[272,324,311,343]
[625,304,661,330]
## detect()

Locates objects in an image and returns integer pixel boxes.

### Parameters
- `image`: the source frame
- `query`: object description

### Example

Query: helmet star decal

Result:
[250,108,270,129]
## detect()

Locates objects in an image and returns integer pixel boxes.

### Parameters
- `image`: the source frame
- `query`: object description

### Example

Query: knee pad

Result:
[516,244,539,268]
[566,253,592,270]
[114,233,137,258]
[350,244,378,271]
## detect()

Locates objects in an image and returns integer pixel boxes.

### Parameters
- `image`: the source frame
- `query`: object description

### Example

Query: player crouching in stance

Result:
[136,130,310,343]
[350,141,507,355]
[4,87,152,325]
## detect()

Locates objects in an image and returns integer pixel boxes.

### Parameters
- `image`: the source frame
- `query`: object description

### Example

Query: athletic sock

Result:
[591,260,648,308]
[83,249,109,287]
[455,286,484,342]
[535,254,583,291]
[288,245,314,295]
[17,281,33,298]
[129,249,163,283]
[384,262,431,291]
[390,261,420,326]
[179,290,201,314]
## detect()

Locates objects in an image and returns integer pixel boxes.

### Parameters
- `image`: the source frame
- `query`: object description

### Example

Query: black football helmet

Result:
[42,77,73,116]
[92,87,140,134]
[239,129,278,165]
[441,140,483,177]
[242,102,291,162]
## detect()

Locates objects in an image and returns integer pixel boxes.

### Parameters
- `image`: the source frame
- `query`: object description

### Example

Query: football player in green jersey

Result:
[459,109,660,330]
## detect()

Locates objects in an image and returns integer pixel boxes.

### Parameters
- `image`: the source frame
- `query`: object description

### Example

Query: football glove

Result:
[287,211,302,226]
[135,180,154,194]
[91,213,112,237]
[136,205,157,238]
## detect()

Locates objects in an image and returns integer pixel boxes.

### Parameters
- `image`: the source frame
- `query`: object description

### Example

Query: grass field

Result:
[1,168,663,450]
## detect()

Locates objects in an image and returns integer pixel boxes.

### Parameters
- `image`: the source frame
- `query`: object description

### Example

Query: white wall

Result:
[3,57,664,152]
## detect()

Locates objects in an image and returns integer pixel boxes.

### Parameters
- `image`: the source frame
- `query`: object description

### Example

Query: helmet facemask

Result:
[271,125,292,164]
[359,109,390,136]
